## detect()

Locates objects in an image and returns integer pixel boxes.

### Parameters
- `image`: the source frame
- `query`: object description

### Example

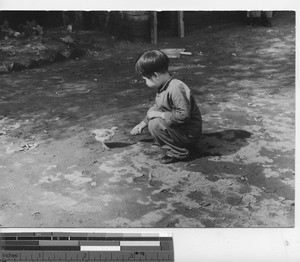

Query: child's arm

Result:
[130,103,159,135]
[143,103,160,123]
[164,84,192,126]
[147,110,165,120]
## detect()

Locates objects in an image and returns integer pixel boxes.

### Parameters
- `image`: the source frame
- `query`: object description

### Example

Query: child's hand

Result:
[130,121,147,135]
[147,110,165,120]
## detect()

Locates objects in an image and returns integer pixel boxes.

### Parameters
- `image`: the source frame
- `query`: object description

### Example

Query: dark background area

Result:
[0,11,247,38]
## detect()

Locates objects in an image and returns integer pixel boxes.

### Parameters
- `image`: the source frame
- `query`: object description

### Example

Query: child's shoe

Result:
[151,142,160,148]
[159,155,178,164]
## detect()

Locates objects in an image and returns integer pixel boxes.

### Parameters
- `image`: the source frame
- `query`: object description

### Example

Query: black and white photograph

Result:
[0,8,295,229]
[0,4,296,228]
[0,0,299,261]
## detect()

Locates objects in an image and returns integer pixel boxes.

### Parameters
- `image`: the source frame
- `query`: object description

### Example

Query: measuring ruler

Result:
[0,232,174,262]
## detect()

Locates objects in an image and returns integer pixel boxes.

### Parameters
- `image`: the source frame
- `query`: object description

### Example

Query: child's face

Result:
[142,73,161,88]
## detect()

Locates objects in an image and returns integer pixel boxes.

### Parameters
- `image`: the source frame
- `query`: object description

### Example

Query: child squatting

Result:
[130,50,202,164]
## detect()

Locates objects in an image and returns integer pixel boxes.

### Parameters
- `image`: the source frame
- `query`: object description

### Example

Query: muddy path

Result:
[0,12,295,227]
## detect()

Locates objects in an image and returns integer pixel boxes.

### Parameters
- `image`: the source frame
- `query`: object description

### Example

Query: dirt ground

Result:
[0,12,295,228]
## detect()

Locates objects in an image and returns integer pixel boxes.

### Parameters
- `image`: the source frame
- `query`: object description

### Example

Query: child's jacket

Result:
[143,77,202,139]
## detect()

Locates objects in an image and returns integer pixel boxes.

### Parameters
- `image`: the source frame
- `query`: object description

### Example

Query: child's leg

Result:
[148,118,198,159]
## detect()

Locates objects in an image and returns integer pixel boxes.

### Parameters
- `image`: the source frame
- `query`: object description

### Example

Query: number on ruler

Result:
[129,252,134,259]
[82,252,88,260]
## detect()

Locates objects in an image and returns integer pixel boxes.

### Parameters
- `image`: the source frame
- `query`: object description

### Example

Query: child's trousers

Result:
[148,118,200,159]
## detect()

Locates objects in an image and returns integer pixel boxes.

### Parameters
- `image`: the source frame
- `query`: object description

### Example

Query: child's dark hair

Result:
[135,50,169,79]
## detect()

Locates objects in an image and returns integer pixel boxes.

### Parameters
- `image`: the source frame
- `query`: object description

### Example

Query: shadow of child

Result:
[189,129,252,160]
